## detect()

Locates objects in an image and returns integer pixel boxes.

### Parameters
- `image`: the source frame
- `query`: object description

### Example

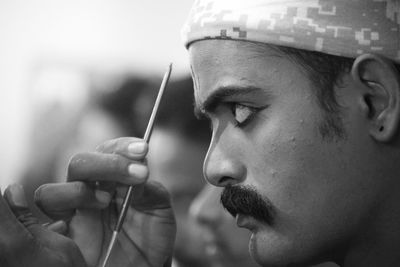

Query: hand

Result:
[0,184,87,267]
[34,137,177,267]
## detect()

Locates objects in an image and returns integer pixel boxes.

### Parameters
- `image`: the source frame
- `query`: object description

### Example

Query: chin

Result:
[248,231,319,267]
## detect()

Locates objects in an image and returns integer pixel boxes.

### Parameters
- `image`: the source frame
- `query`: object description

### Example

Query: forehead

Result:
[189,40,277,84]
[188,40,302,109]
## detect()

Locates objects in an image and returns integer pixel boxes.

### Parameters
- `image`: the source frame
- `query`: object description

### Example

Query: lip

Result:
[236,214,258,231]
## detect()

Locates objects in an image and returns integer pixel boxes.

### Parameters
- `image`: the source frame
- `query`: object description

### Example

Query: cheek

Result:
[243,99,336,214]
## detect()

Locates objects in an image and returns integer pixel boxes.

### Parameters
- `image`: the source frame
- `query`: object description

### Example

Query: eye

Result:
[230,103,258,127]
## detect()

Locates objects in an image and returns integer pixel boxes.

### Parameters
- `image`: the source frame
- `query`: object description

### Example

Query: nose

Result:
[189,184,224,228]
[203,135,246,187]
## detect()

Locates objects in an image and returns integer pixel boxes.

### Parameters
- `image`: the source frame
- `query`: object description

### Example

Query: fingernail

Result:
[128,142,146,155]
[128,164,148,180]
[95,190,111,206]
[6,184,28,208]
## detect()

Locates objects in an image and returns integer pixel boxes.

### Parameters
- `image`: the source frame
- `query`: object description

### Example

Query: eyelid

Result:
[234,106,256,127]
[232,103,269,128]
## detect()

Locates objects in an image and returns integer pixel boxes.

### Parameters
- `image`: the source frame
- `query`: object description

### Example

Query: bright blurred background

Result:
[0,0,192,188]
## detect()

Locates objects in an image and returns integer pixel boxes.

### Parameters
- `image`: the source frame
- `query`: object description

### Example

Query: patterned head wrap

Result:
[181,0,400,62]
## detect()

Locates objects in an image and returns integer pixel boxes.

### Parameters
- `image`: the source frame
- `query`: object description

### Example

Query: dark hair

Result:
[267,44,400,141]
[156,76,211,143]
[275,46,353,140]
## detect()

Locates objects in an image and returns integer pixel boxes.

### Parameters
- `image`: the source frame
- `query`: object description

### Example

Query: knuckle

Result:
[98,139,117,153]
[109,153,130,174]
[109,137,131,154]
[109,154,121,169]
[114,137,126,152]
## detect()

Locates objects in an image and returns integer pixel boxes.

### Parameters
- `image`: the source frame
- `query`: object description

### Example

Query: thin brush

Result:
[101,63,172,267]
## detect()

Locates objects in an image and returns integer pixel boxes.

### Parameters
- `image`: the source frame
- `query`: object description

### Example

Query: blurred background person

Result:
[147,76,210,267]
[190,184,259,267]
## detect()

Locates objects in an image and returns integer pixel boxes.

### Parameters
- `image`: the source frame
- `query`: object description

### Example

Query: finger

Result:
[4,184,87,267]
[68,152,149,185]
[115,181,173,211]
[35,182,111,220]
[0,185,35,257]
[45,220,68,235]
[96,137,148,161]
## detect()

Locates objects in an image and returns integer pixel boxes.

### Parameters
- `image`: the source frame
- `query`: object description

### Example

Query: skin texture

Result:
[188,39,400,266]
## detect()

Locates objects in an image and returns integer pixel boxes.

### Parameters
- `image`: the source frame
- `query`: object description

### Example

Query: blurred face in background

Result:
[148,126,208,267]
[190,183,259,267]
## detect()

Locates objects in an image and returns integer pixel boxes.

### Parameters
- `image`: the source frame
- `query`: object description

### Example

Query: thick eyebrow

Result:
[194,85,267,118]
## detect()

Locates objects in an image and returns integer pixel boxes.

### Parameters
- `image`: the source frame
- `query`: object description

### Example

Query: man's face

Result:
[189,40,386,266]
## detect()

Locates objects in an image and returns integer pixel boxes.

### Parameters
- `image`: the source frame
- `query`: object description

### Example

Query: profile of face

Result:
[189,40,392,266]
[190,183,259,267]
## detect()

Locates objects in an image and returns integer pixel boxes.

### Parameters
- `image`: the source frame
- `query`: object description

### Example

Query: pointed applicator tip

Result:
[101,231,118,267]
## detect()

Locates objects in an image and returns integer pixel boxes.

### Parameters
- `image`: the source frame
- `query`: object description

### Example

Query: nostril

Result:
[204,157,246,186]
[218,176,235,186]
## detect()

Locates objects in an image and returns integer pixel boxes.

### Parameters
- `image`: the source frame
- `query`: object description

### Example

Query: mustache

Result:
[220,184,275,225]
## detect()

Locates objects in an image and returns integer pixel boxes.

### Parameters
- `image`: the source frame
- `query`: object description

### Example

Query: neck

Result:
[341,188,400,267]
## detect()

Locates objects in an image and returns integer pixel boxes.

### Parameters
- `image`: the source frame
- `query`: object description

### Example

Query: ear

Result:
[351,54,400,142]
